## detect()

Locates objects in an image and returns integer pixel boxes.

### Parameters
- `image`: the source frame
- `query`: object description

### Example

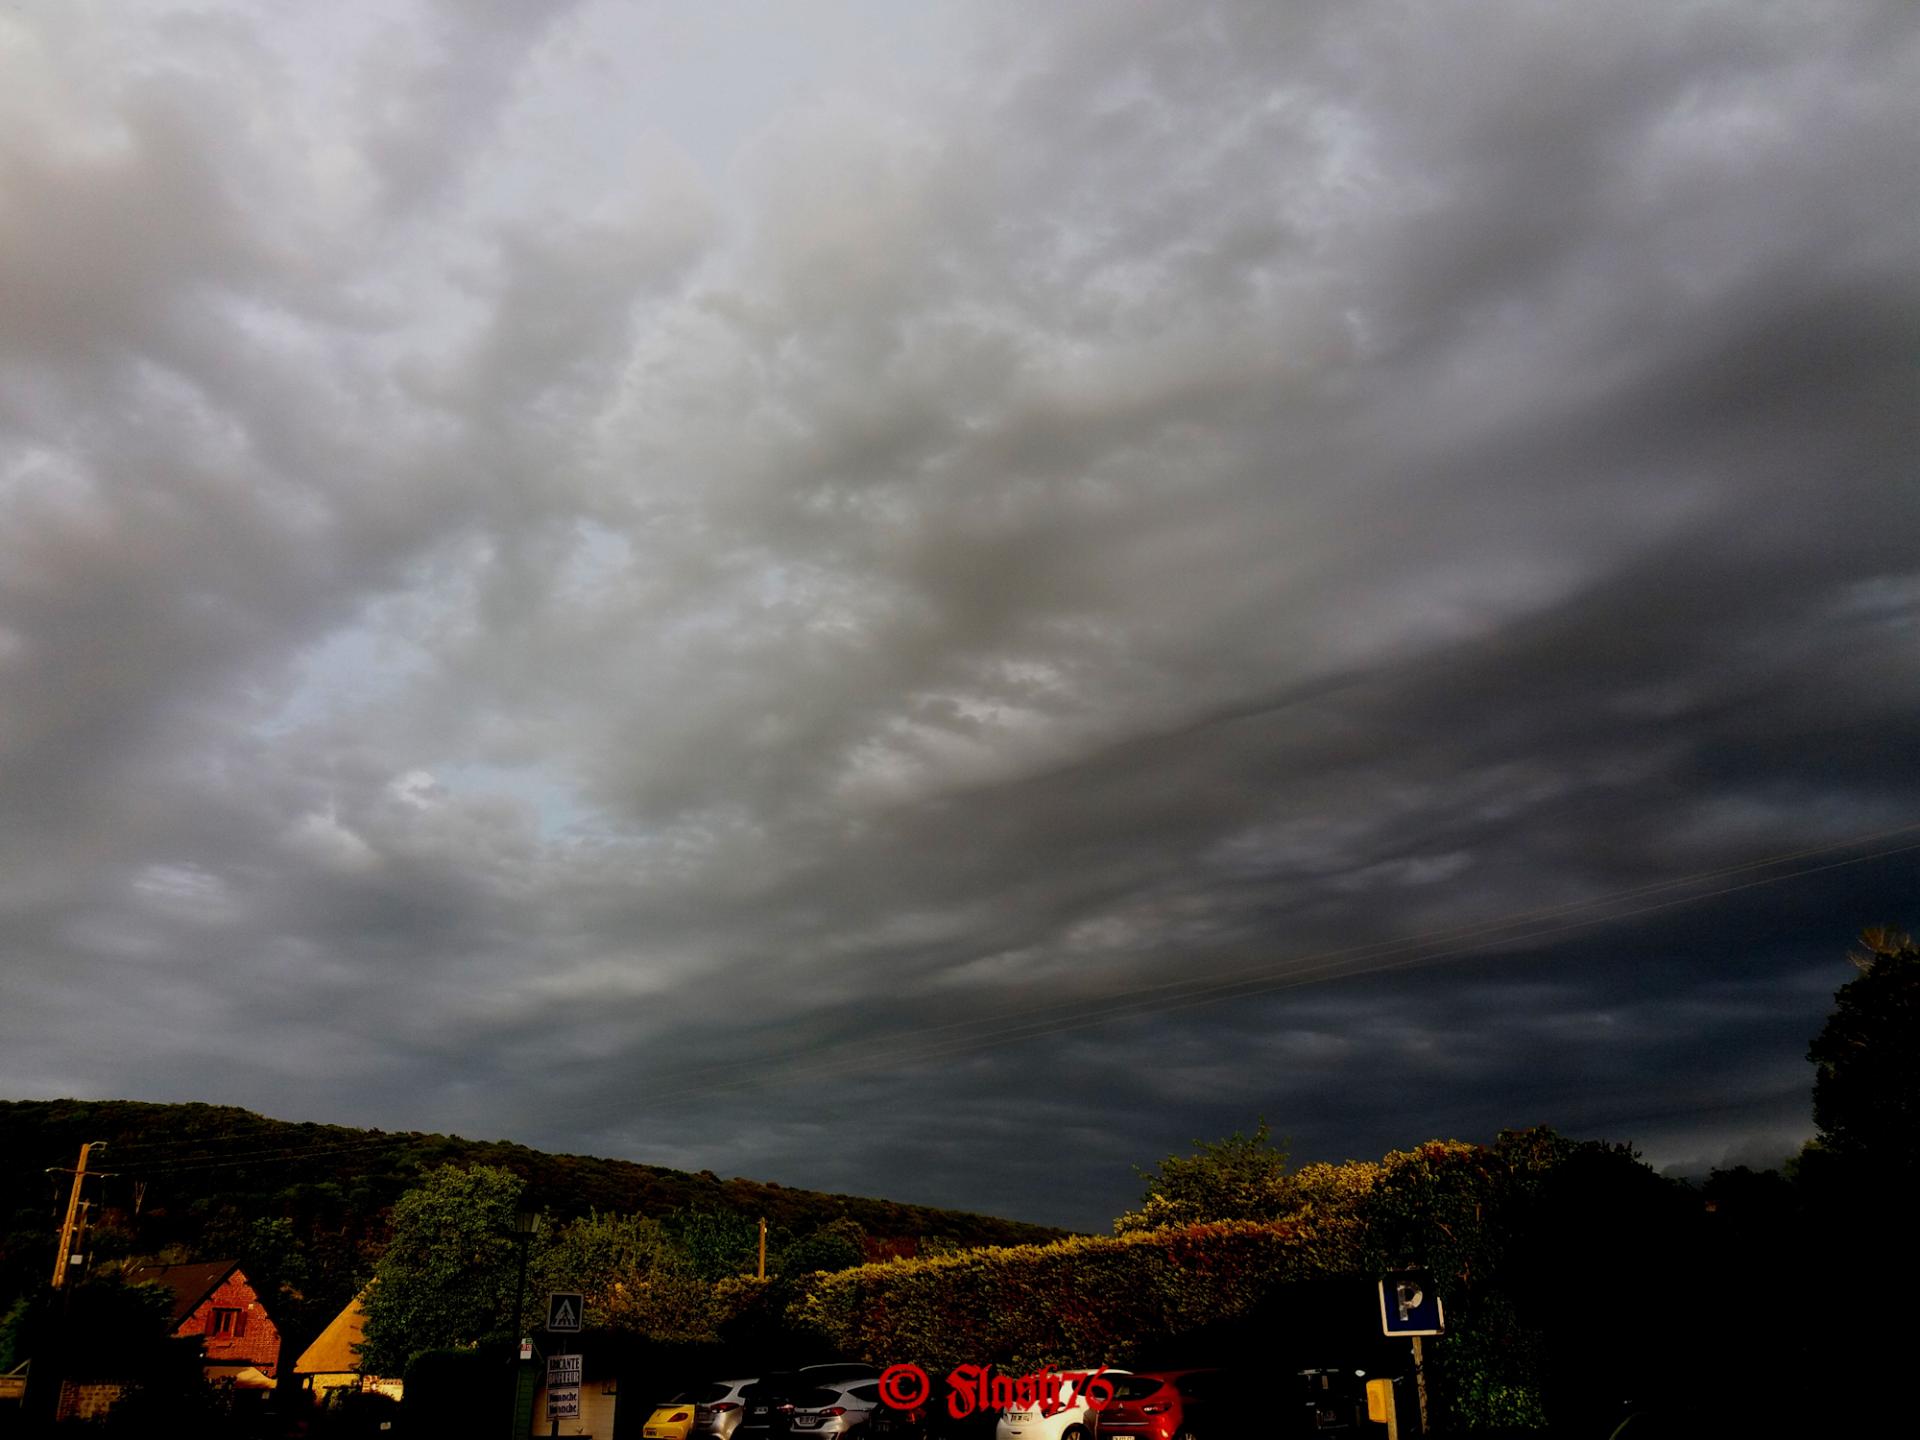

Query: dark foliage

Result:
[0,1097,1064,1367]
[1807,931,1920,1181]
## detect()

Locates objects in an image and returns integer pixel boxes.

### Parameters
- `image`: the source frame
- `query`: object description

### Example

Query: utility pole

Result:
[507,1209,539,1440]
[1410,1336,1430,1435]
[29,1142,109,1427]
[50,1142,107,1289]
[757,1217,766,1281]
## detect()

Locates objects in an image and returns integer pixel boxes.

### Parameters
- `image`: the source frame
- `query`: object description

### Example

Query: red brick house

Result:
[123,1260,283,1380]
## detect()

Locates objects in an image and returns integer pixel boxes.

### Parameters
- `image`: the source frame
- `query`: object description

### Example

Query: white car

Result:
[785,1379,885,1438]
[695,1378,760,1440]
[995,1369,1130,1440]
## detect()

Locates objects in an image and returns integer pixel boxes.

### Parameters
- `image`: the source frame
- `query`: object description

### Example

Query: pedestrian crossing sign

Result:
[546,1292,583,1332]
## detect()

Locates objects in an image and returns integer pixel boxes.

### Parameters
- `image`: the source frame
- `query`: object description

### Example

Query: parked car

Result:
[995,1368,1130,1440]
[695,1378,760,1440]
[738,1375,799,1440]
[868,1376,999,1440]
[741,1365,883,1440]
[1292,1369,1369,1435]
[645,1392,705,1440]
[796,1364,884,1387]
[1092,1371,1223,1440]
[783,1380,885,1438]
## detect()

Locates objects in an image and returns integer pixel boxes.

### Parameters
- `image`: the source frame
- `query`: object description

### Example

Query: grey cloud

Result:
[1,0,1915,1231]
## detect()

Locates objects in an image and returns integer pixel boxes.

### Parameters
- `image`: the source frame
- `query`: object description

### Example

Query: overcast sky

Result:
[2,0,1915,1232]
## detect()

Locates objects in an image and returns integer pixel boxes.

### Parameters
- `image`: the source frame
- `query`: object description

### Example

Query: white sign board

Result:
[549,1385,580,1420]
[548,1353,583,1387]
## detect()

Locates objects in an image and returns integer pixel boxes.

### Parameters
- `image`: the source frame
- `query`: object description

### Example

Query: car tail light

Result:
[820,1408,847,1418]
[1141,1404,1170,1415]
[713,1404,740,1414]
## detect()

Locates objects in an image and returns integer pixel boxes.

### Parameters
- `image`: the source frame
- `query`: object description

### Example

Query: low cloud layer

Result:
[2,0,1915,1229]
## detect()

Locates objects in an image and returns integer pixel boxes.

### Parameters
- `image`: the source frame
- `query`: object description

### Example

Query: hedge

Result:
[793,1209,1368,1372]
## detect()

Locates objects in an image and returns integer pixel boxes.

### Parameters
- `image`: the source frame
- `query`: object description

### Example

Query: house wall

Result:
[56,1380,127,1422]
[306,1370,404,1401]
[533,1377,619,1437]
[178,1270,282,1375]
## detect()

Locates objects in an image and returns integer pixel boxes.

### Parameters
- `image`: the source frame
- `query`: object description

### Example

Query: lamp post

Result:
[507,1207,540,1440]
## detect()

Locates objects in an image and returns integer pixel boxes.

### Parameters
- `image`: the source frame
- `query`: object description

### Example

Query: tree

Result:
[1807,926,1920,1181]
[663,1207,761,1282]
[358,1164,538,1377]
[777,1217,867,1277]
[1113,1120,1295,1233]
[533,1211,717,1342]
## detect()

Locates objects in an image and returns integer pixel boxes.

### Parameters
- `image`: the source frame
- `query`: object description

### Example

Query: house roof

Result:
[294,1285,374,1376]
[122,1260,245,1326]
[206,1364,276,1390]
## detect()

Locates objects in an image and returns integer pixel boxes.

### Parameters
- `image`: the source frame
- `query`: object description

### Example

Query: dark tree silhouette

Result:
[1807,926,1920,1180]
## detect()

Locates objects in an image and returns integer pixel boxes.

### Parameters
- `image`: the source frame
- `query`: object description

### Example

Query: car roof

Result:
[794,1382,878,1402]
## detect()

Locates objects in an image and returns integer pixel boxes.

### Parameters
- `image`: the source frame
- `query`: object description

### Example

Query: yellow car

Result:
[644,1394,702,1440]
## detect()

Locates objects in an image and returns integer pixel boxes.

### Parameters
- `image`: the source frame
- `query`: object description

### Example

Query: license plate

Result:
[1005,1414,1033,1423]
[796,1419,820,1429]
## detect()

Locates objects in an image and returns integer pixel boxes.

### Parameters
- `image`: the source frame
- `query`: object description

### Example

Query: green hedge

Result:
[794,1213,1366,1372]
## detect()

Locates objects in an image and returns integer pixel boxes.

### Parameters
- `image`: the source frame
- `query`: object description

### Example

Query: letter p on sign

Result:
[1379,1270,1444,1336]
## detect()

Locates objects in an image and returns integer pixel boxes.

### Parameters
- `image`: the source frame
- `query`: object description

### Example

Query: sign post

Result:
[1379,1271,1443,1434]
[547,1353,582,1433]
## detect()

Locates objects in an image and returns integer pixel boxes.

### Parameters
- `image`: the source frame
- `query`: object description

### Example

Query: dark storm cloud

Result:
[1,0,1915,1229]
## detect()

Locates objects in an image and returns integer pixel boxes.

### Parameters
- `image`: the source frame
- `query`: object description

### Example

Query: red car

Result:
[1094,1371,1223,1440]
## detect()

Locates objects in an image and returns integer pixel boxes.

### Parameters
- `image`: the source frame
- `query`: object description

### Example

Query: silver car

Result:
[696,1378,760,1440]
[785,1380,885,1439]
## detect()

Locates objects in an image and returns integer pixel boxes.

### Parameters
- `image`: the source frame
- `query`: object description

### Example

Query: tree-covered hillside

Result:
[0,1098,1064,1352]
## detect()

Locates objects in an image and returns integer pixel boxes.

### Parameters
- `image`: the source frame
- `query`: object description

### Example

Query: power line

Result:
[105,1121,388,1156]
[622,819,1920,1094]
[623,825,1920,1109]
[128,1134,421,1177]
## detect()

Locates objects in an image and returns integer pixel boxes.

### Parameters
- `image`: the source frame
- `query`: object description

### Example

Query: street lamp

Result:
[507,1207,540,1440]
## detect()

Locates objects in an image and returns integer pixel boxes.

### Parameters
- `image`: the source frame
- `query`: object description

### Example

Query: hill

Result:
[0,1098,1066,1349]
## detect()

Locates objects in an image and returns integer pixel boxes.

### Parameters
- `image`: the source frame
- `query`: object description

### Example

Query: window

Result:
[207,1307,247,1337]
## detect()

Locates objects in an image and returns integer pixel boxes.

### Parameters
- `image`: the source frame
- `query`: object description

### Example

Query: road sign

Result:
[1379,1270,1445,1336]
[519,1337,533,1361]
[549,1386,580,1420]
[548,1354,583,1387]
[546,1291,583,1332]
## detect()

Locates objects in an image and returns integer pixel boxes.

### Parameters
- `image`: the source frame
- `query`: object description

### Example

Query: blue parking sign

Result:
[1379,1270,1445,1336]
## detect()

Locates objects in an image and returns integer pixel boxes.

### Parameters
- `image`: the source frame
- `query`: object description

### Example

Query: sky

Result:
[1,0,1915,1233]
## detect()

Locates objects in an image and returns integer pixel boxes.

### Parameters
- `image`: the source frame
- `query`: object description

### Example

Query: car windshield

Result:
[1112,1378,1167,1402]
[793,1388,848,1408]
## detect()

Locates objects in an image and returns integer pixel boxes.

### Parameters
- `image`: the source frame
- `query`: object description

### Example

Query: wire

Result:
[106,1120,387,1156]
[130,1135,420,1177]
[618,818,1920,1093]
[621,826,1920,1108]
